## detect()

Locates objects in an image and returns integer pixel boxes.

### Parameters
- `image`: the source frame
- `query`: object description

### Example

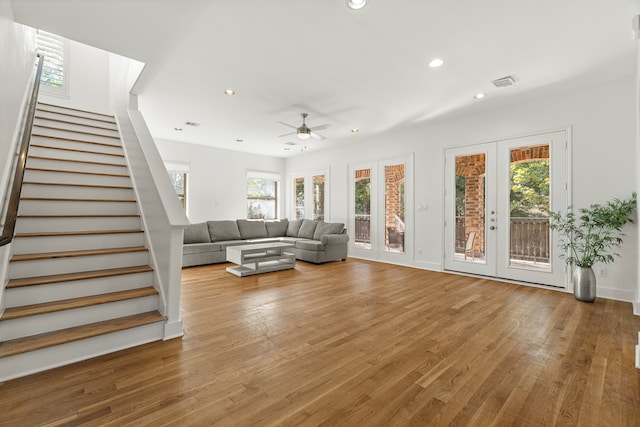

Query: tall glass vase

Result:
[573,266,596,302]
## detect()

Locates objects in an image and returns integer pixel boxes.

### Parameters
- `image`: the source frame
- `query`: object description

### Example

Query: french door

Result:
[444,131,568,287]
[349,155,413,263]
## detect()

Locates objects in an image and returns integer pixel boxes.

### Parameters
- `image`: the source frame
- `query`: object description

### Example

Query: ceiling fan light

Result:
[297,130,311,139]
[348,0,366,10]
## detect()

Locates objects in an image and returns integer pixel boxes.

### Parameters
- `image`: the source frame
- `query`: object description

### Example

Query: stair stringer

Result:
[114,108,189,340]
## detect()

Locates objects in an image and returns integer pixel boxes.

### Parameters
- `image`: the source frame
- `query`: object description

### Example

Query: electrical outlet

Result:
[418,248,423,255]
[597,268,607,277]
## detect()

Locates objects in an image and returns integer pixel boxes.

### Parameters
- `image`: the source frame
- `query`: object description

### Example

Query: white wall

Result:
[39,38,110,114]
[154,139,286,223]
[0,0,36,311]
[286,77,638,301]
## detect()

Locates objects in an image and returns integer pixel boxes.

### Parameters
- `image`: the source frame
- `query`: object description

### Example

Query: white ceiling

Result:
[11,0,640,158]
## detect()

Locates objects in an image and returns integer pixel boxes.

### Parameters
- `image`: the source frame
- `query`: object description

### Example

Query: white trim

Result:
[633,301,640,316]
[164,160,190,173]
[163,319,184,340]
[247,170,280,181]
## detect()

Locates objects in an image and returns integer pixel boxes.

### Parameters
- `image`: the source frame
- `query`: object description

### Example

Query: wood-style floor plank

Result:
[0,259,638,426]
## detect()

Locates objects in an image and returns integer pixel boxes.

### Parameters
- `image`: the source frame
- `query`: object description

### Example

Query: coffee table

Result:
[226,242,295,277]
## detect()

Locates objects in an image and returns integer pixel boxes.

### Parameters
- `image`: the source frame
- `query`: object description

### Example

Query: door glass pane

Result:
[354,169,371,249]
[312,174,325,220]
[294,177,305,219]
[455,153,486,263]
[384,164,405,253]
[509,144,550,270]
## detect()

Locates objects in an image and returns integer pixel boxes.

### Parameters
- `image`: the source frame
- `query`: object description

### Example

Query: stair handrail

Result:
[0,54,44,247]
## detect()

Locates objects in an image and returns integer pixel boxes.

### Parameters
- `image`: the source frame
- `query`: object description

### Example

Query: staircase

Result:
[0,102,166,381]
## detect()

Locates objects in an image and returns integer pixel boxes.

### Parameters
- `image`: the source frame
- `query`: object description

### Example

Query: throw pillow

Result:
[183,222,210,244]
[207,220,242,242]
[313,221,345,240]
[298,219,318,239]
[237,219,268,239]
[286,219,303,237]
[266,219,289,237]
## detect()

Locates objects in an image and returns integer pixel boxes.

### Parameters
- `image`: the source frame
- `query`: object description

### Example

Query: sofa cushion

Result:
[207,220,242,242]
[312,221,345,240]
[295,239,325,251]
[183,222,210,244]
[182,242,221,254]
[237,219,268,239]
[265,219,289,237]
[298,219,318,239]
[286,219,303,237]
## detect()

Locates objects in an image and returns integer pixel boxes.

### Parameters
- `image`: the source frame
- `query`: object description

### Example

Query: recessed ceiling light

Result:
[224,89,236,95]
[428,58,444,68]
[174,127,183,131]
[474,93,487,100]
[351,129,360,133]
[284,147,291,151]
[347,0,366,10]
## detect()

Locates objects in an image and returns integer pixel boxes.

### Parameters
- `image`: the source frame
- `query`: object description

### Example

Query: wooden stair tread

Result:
[30,143,124,157]
[36,107,116,125]
[11,246,148,262]
[35,115,119,132]
[25,166,129,178]
[2,287,158,320]
[0,311,166,358]
[31,133,122,148]
[15,229,143,238]
[7,265,153,288]
[22,181,133,190]
[27,155,127,168]
[38,102,115,118]
[33,124,120,140]
[20,197,136,203]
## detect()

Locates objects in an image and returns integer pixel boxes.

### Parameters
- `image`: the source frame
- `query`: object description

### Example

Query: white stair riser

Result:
[36,105,115,122]
[30,135,123,155]
[0,321,164,382]
[21,183,134,200]
[15,216,142,233]
[23,168,131,187]
[31,126,121,146]
[29,145,126,165]
[9,251,150,279]
[0,295,159,341]
[13,232,145,254]
[26,157,129,175]
[35,110,118,129]
[18,200,139,215]
[34,118,119,137]
[4,271,154,307]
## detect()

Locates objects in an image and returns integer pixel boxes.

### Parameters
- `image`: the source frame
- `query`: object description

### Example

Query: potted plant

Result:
[549,193,636,302]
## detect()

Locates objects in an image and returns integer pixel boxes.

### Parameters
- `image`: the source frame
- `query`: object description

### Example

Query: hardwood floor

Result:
[1,259,639,426]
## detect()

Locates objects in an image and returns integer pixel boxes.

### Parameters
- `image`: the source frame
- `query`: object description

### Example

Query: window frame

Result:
[247,171,281,220]
[35,29,69,98]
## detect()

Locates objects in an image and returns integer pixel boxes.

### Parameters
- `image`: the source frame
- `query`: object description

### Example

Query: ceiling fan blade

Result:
[277,121,298,130]
[310,124,331,131]
[278,131,297,138]
[310,131,326,141]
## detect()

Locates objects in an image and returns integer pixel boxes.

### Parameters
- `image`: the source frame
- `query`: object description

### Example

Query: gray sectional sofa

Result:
[182,218,349,267]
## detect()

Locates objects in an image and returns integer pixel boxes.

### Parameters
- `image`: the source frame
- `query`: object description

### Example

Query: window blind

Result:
[36,30,65,89]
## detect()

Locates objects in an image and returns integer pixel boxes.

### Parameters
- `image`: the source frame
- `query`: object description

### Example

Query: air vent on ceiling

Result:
[285,142,297,146]
[184,121,200,127]
[491,75,517,88]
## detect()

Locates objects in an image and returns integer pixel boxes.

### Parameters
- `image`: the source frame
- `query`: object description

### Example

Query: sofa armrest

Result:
[321,233,349,245]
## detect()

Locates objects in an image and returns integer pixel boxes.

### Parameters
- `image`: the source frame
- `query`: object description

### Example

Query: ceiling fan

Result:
[278,113,330,140]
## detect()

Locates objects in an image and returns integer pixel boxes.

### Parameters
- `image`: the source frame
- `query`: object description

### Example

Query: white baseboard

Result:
[596,286,634,303]
[634,301,640,316]
[637,332,640,369]
[163,319,184,340]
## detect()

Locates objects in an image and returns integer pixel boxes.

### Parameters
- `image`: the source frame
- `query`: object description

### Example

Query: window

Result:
[35,30,68,95]
[168,171,187,210]
[247,175,279,219]
[312,174,325,220]
[294,177,305,219]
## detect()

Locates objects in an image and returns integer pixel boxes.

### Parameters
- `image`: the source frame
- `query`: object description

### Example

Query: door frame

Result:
[442,128,572,289]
